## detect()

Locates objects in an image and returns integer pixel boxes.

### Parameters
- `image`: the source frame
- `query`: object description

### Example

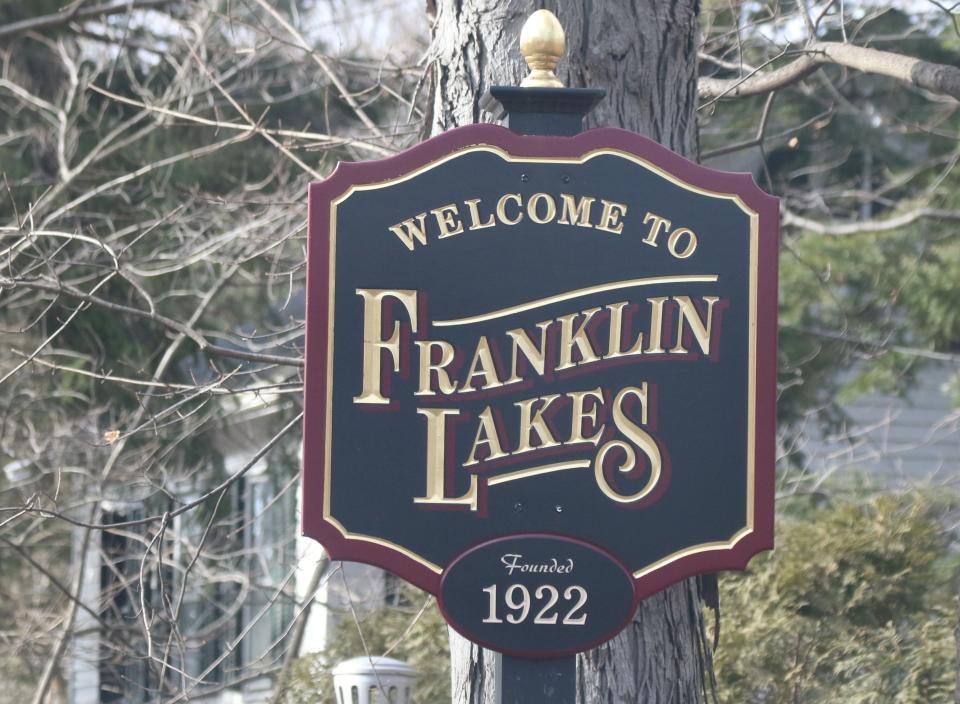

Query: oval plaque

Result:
[439,534,637,658]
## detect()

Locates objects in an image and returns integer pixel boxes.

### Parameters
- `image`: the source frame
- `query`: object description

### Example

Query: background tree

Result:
[0,1,423,701]
[430,2,712,702]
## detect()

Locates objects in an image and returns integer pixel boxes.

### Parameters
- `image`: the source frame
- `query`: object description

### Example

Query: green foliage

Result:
[715,493,958,703]
[275,584,450,704]
[899,237,960,352]
[273,496,960,704]
[776,227,925,427]
[702,5,960,437]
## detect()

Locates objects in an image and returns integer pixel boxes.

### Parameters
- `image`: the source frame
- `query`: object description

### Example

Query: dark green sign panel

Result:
[303,124,778,656]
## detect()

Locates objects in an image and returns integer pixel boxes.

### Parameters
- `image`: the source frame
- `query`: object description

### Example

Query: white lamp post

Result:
[331,656,418,704]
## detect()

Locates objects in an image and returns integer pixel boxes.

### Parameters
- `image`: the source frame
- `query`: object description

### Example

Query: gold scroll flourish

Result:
[431,274,719,327]
[486,459,592,487]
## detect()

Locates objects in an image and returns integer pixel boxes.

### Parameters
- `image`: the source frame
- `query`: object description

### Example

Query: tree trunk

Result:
[429,1,712,702]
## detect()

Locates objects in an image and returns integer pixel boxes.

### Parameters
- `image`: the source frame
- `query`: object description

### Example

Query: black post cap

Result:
[481,86,606,137]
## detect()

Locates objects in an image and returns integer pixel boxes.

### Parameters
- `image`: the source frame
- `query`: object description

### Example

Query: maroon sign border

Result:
[302,123,778,598]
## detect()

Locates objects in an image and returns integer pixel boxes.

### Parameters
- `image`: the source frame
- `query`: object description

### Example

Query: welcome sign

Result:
[302,124,777,656]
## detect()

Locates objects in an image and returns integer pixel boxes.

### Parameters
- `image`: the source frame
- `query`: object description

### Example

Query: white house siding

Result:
[66,527,101,704]
[795,361,960,487]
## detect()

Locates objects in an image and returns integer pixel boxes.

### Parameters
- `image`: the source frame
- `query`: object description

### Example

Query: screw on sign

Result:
[301,10,777,702]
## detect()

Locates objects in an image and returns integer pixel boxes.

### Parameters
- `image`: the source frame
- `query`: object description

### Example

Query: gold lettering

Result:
[387,214,430,251]
[596,199,627,234]
[496,193,523,225]
[667,227,697,258]
[465,198,496,230]
[670,296,720,354]
[505,321,552,384]
[604,301,645,359]
[415,340,458,396]
[462,336,505,390]
[642,212,671,246]
[527,192,557,224]
[514,394,562,454]
[568,388,605,445]
[464,406,508,466]
[557,193,595,227]
[353,289,418,404]
[644,297,668,354]
[414,408,478,509]
[594,384,661,503]
[556,307,601,371]
[431,203,464,238]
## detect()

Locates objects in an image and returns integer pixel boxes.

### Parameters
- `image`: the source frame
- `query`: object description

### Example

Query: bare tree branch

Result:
[248,0,389,143]
[0,0,174,41]
[699,41,960,102]
[1,278,304,368]
[89,84,395,157]
[783,206,960,236]
[701,92,777,160]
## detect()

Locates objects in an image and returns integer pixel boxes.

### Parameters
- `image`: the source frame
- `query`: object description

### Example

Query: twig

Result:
[89,83,394,157]
[249,0,389,143]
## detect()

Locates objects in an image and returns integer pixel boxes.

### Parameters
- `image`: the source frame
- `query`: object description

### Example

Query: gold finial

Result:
[519,9,565,88]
